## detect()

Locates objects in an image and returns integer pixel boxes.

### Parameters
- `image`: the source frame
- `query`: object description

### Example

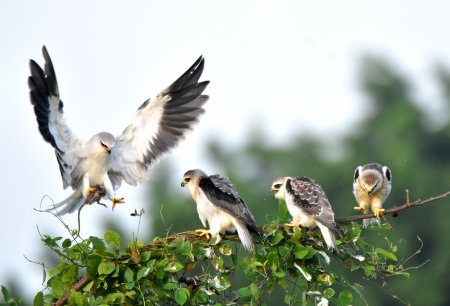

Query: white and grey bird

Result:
[353,163,392,228]
[271,176,343,249]
[181,169,260,252]
[29,46,209,214]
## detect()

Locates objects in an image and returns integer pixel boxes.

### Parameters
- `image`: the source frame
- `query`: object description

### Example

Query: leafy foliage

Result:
[0,286,21,306]
[30,204,417,306]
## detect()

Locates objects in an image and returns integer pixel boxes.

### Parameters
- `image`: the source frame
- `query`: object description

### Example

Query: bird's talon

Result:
[112,197,125,210]
[354,206,364,211]
[374,208,385,218]
[195,229,211,240]
[87,187,98,194]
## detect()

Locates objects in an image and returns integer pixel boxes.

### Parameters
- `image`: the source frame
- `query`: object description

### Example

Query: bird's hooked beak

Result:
[100,142,112,154]
[181,182,185,187]
[364,181,379,195]
[271,182,282,194]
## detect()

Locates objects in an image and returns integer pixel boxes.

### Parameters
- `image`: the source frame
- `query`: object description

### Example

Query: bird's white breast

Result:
[285,192,317,227]
[83,150,110,185]
[196,190,236,233]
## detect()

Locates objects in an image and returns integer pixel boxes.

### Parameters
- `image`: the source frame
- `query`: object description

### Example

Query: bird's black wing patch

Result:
[28,46,80,189]
[287,177,342,236]
[199,175,260,235]
[110,56,210,189]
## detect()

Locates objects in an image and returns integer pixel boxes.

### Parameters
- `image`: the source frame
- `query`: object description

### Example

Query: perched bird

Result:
[271,176,342,249]
[181,169,260,252]
[353,163,392,228]
[29,46,209,214]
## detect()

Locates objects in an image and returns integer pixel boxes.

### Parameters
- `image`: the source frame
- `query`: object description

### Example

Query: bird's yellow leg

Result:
[374,208,385,218]
[284,223,300,228]
[195,229,211,240]
[354,205,365,211]
[87,186,98,194]
[112,197,125,210]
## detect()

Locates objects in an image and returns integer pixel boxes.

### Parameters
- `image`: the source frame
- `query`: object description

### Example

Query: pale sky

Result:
[1,0,449,299]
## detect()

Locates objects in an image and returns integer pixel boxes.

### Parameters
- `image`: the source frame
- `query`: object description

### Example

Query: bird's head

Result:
[181,169,207,191]
[354,163,392,195]
[96,132,116,154]
[271,177,288,200]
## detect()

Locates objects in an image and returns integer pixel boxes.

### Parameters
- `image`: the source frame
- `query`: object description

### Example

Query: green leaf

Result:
[104,230,121,249]
[87,255,102,278]
[323,288,335,299]
[219,243,233,256]
[238,286,252,301]
[278,245,291,258]
[165,262,184,273]
[294,244,309,259]
[1,286,10,301]
[68,291,86,306]
[124,267,134,282]
[174,288,190,305]
[61,265,78,284]
[209,275,231,292]
[47,276,65,296]
[345,222,361,242]
[140,251,151,262]
[194,290,208,303]
[211,255,224,272]
[98,261,116,275]
[90,236,106,250]
[146,259,156,270]
[163,283,178,290]
[137,267,151,280]
[272,266,286,278]
[337,290,353,304]
[62,238,72,248]
[249,283,259,298]
[375,248,398,261]
[278,199,290,223]
[269,230,284,245]
[33,291,44,306]
[317,273,335,286]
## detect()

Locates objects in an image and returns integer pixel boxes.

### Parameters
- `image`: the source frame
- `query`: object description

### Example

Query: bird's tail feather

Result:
[235,222,255,252]
[317,223,337,250]
[46,189,84,215]
[363,217,380,228]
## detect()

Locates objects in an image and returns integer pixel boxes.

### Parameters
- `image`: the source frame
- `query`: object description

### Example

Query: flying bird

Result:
[181,169,260,252]
[271,176,342,249]
[353,163,392,227]
[28,46,209,214]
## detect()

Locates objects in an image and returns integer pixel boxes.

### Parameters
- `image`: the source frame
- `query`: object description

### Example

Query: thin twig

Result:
[336,190,450,223]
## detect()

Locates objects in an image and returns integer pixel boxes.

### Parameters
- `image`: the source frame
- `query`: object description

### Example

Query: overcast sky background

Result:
[1,0,450,298]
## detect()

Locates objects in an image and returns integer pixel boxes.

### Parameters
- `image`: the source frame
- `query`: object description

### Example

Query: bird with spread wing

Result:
[28,46,209,215]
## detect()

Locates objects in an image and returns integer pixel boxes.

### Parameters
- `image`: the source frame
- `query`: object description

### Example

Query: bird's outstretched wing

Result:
[199,175,259,234]
[28,46,85,190]
[287,177,342,236]
[108,57,209,189]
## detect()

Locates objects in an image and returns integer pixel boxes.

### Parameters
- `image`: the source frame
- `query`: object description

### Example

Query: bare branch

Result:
[53,275,90,306]
[336,190,450,223]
